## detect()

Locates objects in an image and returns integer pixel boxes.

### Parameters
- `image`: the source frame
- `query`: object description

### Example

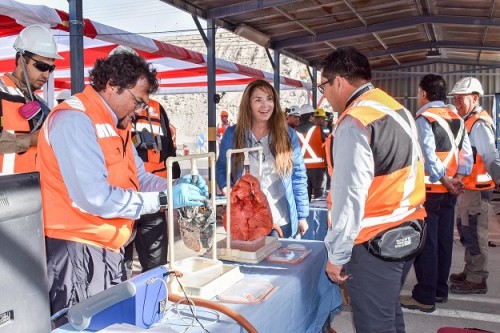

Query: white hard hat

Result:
[287,105,300,116]
[108,45,139,57]
[450,77,484,96]
[13,24,63,59]
[299,104,315,116]
[56,89,71,101]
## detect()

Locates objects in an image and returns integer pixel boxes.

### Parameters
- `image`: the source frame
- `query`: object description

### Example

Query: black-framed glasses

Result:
[24,54,56,73]
[126,89,148,112]
[318,80,331,94]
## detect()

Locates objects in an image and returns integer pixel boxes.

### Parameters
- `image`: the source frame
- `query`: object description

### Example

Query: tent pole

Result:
[68,0,84,94]
[273,48,281,96]
[206,18,217,155]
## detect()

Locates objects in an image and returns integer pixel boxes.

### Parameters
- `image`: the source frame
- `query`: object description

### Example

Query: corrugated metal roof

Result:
[162,0,500,71]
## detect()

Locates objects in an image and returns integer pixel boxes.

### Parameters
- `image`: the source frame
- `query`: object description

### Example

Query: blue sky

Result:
[16,0,200,37]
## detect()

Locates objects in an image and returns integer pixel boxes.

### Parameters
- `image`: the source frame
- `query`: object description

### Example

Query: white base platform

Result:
[216,236,282,264]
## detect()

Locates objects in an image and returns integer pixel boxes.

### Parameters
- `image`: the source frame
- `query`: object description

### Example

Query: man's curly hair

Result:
[89,52,158,94]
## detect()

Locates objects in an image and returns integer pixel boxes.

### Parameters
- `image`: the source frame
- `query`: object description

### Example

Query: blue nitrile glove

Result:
[177,174,209,197]
[162,183,206,209]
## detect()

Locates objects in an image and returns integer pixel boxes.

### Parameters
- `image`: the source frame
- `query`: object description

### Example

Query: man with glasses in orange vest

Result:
[321,47,426,333]
[107,46,181,277]
[448,77,500,294]
[37,51,208,322]
[0,24,61,175]
[296,104,327,201]
[400,74,472,313]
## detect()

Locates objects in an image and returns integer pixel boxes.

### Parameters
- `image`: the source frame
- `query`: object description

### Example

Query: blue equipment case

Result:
[67,265,169,331]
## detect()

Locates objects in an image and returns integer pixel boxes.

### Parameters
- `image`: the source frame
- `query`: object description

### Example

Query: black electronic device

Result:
[0,172,51,332]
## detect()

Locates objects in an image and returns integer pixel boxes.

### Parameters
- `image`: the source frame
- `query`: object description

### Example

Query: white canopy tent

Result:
[0,0,310,97]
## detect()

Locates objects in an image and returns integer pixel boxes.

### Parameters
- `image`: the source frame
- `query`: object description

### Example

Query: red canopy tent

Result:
[0,0,310,97]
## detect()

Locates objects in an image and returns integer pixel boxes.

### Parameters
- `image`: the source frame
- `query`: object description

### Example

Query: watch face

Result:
[159,192,168,206]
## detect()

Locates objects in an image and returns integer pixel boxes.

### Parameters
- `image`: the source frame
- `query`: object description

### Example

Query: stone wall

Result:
[154,32,313,149]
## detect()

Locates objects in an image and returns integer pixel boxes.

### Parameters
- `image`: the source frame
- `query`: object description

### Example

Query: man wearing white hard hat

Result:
[286,105,301,129]
[0,24,62,174]
[449,77,500,295]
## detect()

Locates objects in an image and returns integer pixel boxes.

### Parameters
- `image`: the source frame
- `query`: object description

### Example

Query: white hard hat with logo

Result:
[287,105,300,116]
[450,77,484,96]
[299,104,315,116]
[13,24,63,59]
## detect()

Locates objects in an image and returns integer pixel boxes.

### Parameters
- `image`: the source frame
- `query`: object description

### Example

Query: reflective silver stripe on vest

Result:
[0,130,15,174]
[132,123,163,135]
[352,99,423,228]
[421,110,462,171]
[477,173,492,183]
[297,126,324,163]
[95,124,119,138]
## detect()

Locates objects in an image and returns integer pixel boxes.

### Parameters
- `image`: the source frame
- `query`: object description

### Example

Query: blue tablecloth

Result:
[303,199,329,241]
[54,239,342,333]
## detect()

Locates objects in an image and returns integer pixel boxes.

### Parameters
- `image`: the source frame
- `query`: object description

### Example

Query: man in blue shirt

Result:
[400,74,472,312]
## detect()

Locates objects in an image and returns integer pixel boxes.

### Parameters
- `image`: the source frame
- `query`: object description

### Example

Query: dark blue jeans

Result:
[412,192,457,305]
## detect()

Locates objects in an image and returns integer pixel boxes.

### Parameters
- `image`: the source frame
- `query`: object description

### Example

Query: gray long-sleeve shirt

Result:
[47,102,167,221]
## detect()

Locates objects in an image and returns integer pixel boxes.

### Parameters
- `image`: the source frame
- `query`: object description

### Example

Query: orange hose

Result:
[168,293,258,333]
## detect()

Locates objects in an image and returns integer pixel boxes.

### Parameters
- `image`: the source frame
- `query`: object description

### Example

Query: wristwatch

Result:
[158,191,168,208]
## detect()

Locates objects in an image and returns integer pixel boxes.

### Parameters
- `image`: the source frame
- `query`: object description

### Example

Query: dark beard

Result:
[117,115,128,129]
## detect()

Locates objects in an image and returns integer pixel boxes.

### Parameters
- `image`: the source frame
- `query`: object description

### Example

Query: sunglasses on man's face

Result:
[24,54,56,73]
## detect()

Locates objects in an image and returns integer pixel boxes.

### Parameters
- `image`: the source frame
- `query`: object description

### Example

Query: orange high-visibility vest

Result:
[38,86,139,251]
[419,106,466,193]
[333,88,426,244]
[296,124,326,168]
[462,110,495,190]
[0,75,38,174]
[132,99,168,177]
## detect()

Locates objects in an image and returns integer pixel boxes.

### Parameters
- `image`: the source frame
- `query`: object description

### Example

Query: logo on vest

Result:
[148,106,158,116]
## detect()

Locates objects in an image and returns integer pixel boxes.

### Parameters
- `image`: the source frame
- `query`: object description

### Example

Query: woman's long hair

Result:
[233,79,293,177]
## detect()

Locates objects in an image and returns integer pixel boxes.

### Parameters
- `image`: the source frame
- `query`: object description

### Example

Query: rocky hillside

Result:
[154,32,313,148]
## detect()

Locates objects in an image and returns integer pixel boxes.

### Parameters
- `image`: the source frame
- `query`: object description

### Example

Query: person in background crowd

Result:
[37,51,208,323]
[325,111,335,133]
[286,105,301,129]
[0,24,61,174]
[125,96,180,277]
[105,46,181,278]
[296,104,327,200]
[313,108,331,136]
[56,89,71,104]
[216,79,309,238]
[321,47,426,333]
[216,110,232,144]
[400,74,472,313]
[449,77,500,294]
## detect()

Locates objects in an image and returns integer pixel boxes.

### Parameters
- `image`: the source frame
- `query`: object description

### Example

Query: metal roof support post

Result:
[207,18,217,154]
[68,0,84,94]
[312,66,317,108]
[274,48,281,96]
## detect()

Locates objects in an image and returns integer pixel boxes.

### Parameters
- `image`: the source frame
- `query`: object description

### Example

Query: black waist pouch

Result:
[363,219,426,262]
